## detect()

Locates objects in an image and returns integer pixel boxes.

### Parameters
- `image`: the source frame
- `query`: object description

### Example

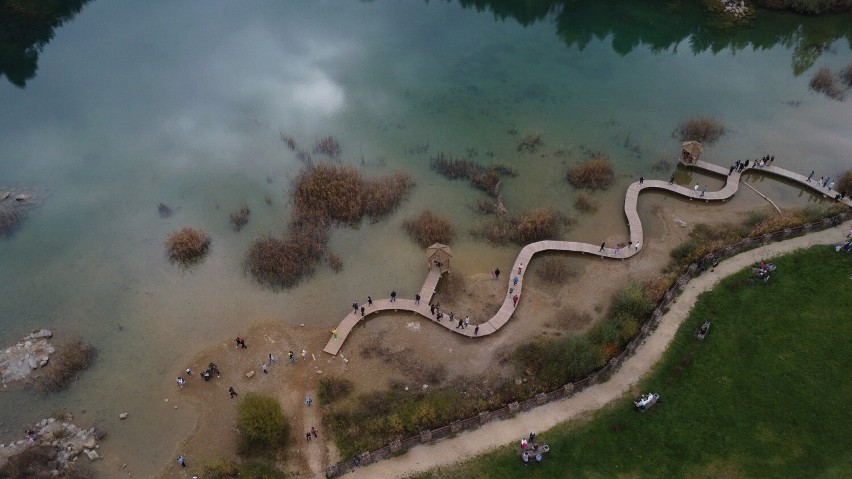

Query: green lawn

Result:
[412,245,852,479]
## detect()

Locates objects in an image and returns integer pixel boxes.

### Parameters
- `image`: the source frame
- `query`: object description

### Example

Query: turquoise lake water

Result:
[1,0,850,476]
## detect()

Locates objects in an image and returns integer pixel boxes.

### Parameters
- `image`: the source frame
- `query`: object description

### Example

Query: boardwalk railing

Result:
[325,211,851,478]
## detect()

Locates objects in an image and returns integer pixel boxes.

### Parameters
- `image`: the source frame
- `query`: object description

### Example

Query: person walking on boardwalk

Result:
[331,328,338,340]
[700,185,707,197]
[415,293,421,305]
[728,164,735,176]
[513,294,519,307]
[456,317,463,329]
[639,176,644,185]
[360,306,365,316]
[367,296,372,306]
[474,325,479,335]
[430,304,435,315]
[599,242,606,252]
[352,301,358,313]
[513,276,519,286]
[463,315,469,329]
[390,290,396,302]
[807,171,814,181]
[693,183,699,196]
[669,175,674,185]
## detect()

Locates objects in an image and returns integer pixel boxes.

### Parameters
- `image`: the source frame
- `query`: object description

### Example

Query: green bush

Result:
[239,461,287,479]
[237,393,288,453]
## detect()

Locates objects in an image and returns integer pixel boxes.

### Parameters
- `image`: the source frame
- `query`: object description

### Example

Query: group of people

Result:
[520,432,548,465]
[805,172,847,201]
[177,362,221,389]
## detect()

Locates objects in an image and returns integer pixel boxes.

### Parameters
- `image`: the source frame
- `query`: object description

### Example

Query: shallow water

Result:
[0,0,850,476]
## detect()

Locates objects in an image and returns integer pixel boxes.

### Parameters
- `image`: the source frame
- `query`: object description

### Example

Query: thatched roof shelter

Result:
[427,243,452,273]
[681,141,704,163]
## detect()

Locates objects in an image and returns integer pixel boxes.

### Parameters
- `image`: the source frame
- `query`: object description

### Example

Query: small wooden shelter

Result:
[681,141,704,163]
[426,243,452,273]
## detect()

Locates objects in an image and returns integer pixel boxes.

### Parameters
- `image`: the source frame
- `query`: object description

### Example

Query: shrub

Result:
[230,205,250,231]
[318,376,353,404]
[0,208,25,237]
[403,211,455,248]
[239,461,287,478]
[164,227,211,266]
[245,227,325,289]
[809,66,844,100]
[202,460,239,479]
[237,393,288,453]
[513,335,601,387]
[35,341,95,392]
[836,170,852,194]
[574,191,598,212]
[675,116,726,144]
[566,156,615,190]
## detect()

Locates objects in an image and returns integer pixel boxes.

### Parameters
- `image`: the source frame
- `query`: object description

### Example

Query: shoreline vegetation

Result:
[321,203,848,460]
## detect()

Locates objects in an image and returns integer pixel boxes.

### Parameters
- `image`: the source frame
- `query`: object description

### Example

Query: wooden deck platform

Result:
[323,160,851,355]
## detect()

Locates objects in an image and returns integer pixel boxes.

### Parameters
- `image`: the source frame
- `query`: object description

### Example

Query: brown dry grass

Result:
[35,341,95,392]
[809,66,845,100]
[247,164,414,289]
[472,207,571,245]
[574,191,598,212]
[229,205,250,231]
[535,257,574,284]
[403,211,455,248]
[836,170,852,194]
[566,156,615,190]
[327,253,343,272]
[164,227,211,266]
[675,116,726,144]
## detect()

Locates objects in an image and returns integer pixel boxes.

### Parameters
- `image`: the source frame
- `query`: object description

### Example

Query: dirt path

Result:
[335,221,851,479]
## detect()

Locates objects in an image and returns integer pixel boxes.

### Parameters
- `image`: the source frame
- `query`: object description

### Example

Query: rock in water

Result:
[119,413,128,420]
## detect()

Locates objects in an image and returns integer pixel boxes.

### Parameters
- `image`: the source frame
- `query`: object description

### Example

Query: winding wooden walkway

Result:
[323,159,851,355]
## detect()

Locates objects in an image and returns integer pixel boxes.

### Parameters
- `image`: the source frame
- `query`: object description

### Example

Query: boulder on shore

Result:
[0,329,55,384]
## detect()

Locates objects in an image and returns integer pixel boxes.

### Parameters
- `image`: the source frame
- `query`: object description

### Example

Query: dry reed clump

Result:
[472,207,571,245]
[229,205,250,231]
[430,153,517,197]
[835,170,852,193]
[535,257,574,284]
[566,156,615,190]
[314,136,341,158]
[0,208,25,237]
[327,253,343,272]
[809,66,845,100]
[517,132,542,153]
[574,191,598,212]
[247,164,413,289]
[675,116,726,144]
[164,227,211,266]
[403,211,455,248]
[35,341,95,392]
[157,202,172,218]
[641,276,675,303]
[474,199,499,215]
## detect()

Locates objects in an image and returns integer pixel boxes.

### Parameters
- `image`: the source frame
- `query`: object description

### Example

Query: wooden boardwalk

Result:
[323,160,851,355]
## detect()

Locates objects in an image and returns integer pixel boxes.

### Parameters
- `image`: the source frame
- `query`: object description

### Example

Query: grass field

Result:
[411,245,852,479]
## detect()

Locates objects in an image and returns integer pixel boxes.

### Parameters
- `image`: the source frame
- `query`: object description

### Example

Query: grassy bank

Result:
[412,244,852,478]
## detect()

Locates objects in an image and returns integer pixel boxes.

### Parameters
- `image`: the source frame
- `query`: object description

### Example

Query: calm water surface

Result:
[1,0,850,475]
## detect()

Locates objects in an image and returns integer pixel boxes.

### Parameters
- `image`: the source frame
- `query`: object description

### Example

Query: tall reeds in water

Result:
[674,116,726,144]
[246,164,414,289]
[429,152,517,197]
[403,210,455,248]
[164,227,211,266]
[566,155,615,191]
